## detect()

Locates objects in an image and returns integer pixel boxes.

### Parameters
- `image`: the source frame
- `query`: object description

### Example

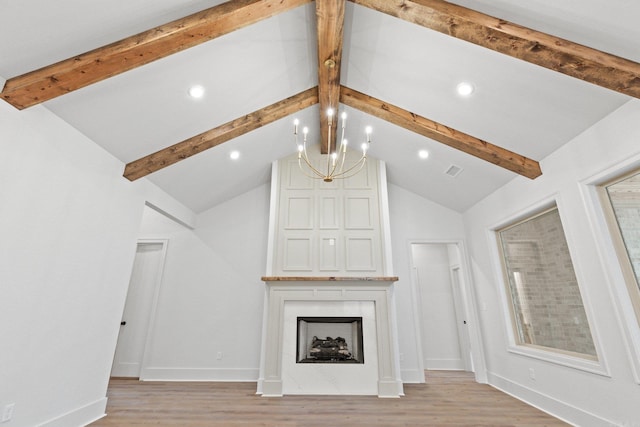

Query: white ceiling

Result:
[1,0,637,213]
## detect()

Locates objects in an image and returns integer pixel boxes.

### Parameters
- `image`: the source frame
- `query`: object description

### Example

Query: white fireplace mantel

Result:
[257,277,403,398]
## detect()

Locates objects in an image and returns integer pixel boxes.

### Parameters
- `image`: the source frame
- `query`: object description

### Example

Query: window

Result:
[497,206,597,358]
[601,170,640,326]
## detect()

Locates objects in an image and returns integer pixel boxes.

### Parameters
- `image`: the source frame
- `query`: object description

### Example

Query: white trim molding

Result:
[258,277,403,398]
[487,372,614,426]
[378,161,394,276]
[407,239,488,384]
[139,368,259,382]
[578,154,640,384]
[37,397,107,427]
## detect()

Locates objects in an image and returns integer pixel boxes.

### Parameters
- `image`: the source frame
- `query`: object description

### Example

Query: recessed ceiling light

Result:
[188,85,205,99]
[456,82,475,97]
[229,150,240,160]
[418,150,429,159]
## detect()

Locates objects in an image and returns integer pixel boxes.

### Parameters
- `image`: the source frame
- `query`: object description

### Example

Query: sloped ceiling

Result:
[1,0,638,213]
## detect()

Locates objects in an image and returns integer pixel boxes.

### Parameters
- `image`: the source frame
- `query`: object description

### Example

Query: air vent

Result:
[445,164,463,177]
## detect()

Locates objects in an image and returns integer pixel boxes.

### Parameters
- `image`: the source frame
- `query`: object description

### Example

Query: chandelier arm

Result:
[328,157,368,180]
[302,144,326,178]
[325,116,332,177]
[337,125,348,174]
[293,127,322,179]
[293,123,326,179]
[330,155,367,179]
[326,121,348,177]
[298,157,329,180]
[334,149,346,177]
[299,148,326,179]
[327,149,341,178]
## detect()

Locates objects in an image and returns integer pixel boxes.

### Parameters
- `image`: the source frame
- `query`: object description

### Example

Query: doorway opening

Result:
[410,242,473,373]
[111,240,167,378]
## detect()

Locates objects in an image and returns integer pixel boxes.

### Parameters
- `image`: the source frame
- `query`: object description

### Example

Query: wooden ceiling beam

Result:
[349,0,640,99]
[123,87,319,181]
[1,0,312,110]
[340,86,542,179]
[316,0,346,154]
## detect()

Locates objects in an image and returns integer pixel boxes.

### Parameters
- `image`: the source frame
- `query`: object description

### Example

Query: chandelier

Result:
[293,108,372,182]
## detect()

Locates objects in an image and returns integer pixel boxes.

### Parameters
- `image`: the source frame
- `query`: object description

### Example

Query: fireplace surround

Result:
[258,277,402,397]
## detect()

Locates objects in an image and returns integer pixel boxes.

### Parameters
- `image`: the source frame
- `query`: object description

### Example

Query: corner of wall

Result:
[36,398,107,427]
[487,372,615,426]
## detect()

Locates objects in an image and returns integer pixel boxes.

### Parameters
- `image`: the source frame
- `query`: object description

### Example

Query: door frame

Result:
[449,264,473,370]
[112,239,168,378]
[408,239,487,383]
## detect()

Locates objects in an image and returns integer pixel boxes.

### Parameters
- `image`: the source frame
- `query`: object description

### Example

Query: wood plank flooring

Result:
[90,371,568,426]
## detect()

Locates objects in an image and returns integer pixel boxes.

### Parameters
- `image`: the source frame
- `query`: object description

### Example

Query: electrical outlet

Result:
[1,403,15,423]
[529,368,536,380]
[216,351,223,360]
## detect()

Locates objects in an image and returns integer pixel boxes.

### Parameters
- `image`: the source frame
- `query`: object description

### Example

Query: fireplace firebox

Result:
[296,317,364,364]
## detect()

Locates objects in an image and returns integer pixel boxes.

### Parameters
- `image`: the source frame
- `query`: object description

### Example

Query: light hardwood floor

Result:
[90,371,568,426]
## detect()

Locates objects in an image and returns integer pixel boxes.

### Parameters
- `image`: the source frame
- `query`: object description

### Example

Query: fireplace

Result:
[258,277,403,397]
[296,317,364,364]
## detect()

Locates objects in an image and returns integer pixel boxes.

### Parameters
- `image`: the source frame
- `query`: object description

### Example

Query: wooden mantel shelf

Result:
[261,276,399,282]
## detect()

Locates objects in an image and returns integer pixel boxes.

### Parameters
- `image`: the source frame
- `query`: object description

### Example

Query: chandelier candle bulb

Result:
[292,108,371,182]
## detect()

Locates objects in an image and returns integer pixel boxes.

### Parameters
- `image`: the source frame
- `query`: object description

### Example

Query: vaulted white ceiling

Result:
[1,0,637,213]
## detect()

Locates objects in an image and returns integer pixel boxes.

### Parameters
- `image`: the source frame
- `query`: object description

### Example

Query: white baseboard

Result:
[37,397,107,427]
[140,367,259,382]
[487,371,614,427]
[424,358,465,370]
[378,379,404,398]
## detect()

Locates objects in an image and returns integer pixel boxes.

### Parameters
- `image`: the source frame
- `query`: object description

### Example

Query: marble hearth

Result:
[257,277,403,398]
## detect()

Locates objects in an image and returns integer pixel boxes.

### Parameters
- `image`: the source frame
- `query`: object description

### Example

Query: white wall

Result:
[463,99,640,426]
[135,184,271,381]
[386,184,475,382]
[123,180,473,387]
[0,101,193,427]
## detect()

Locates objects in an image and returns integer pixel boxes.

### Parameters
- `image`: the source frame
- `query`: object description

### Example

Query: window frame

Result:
[597,169,640,328]
[490,198,609,375]
[579,158,640,384]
